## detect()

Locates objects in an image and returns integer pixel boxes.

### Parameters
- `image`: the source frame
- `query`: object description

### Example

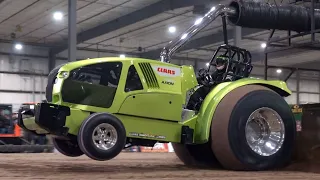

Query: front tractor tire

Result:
[52,138,84,157]
[78,113,126,161]
[211,85,296,170]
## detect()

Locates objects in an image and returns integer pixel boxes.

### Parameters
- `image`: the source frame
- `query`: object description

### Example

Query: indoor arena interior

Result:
[1,0,320,179]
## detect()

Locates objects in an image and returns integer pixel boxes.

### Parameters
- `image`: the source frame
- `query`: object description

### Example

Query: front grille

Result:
[138,63,159,89]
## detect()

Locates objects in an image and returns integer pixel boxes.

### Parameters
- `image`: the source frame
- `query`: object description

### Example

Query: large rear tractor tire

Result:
[52,138,83,157]
[211,85,296,170]
[172,140,221,168]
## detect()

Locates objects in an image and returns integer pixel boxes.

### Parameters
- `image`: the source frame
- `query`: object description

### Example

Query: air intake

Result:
[138,63,159,89]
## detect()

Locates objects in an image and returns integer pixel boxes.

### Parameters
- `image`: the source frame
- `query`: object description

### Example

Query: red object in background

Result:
[140,143,169,152]
[0,124,21,137]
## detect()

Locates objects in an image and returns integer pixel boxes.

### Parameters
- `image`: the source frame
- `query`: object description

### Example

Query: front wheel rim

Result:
[92,123,118,151]
[245,107,285,157]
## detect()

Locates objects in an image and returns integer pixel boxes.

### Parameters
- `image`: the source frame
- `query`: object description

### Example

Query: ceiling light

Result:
[119,54,126,58]
[206,63,210,66]
[14,43,23,50]
[53,11,63,21]
[276,69,282,74]
[261,43,267,48]
[168,26,176,33]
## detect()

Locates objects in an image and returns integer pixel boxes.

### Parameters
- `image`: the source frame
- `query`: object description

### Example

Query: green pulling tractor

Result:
[18,1,303,171]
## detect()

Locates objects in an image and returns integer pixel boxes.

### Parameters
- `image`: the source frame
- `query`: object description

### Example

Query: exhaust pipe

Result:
[160,4,236,63]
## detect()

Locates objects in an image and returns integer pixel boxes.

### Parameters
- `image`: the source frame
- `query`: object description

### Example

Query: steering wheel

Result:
[197,68,214,87]
[203,74,214,86]
[198,68,208,77]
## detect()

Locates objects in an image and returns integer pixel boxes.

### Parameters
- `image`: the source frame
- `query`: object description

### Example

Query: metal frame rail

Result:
[264,0,320,80]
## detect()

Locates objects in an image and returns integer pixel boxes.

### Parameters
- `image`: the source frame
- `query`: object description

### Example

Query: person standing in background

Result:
[0,110,8,134]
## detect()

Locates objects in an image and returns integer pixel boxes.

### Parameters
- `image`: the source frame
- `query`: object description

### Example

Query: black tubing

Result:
[228,0,320,32]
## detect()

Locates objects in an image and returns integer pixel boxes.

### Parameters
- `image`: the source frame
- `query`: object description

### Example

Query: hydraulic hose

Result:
[227,0,320,32]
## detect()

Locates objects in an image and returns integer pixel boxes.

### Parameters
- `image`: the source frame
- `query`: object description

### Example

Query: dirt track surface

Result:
[0,152,319,179]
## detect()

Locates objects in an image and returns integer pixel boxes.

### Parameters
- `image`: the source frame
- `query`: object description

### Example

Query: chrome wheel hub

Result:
[245,107,285,156]
[92,123,117,150]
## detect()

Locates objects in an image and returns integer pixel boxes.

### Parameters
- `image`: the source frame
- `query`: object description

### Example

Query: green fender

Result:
[193,77,292,144]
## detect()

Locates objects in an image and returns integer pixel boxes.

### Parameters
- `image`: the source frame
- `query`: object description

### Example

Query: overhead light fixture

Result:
[206,63,210,66]
[276,69,282,74]
[261,42,267,48]
[119,54,126,58]
[14,43,23,50]
[53,11,63,21]
[168,26,176,33]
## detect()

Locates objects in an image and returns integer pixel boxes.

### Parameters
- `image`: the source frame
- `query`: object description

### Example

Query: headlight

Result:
[58,71,69,79]
[54,77,58,84]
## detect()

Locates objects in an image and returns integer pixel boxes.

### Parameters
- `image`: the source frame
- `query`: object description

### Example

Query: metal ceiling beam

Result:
[77,47,139,56]
[141,27,264,59]
[171,46,314,64]
[0,51,74,61]
[52,0,214,54]
[0,39,61,48]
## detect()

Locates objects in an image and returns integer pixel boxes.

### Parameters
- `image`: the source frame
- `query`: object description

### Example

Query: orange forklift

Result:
[0,103,53,153]
[0,104,22,144]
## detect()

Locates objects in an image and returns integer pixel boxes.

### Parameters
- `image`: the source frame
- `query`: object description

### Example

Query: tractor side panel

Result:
[114,114,182,143]
[118,93,182,121]
[194,78,292,144]
[118,61,184,121]
[65,108,91,135]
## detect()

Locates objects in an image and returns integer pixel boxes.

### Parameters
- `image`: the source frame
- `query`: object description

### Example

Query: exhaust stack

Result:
[159,4,236,63]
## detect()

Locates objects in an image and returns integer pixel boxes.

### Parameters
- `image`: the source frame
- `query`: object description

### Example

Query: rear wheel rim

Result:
[92,123,118,151]
[245,107,285,157]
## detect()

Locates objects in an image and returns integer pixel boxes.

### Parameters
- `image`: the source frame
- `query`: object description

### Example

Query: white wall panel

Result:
[284,93,297,105]
[299,80,320,93]
[0,74,46,92]
[0,55,48,73]
[300,93,320,104]
[286,79,297,91]
[0,93,45,105]
[0,43,49,105]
